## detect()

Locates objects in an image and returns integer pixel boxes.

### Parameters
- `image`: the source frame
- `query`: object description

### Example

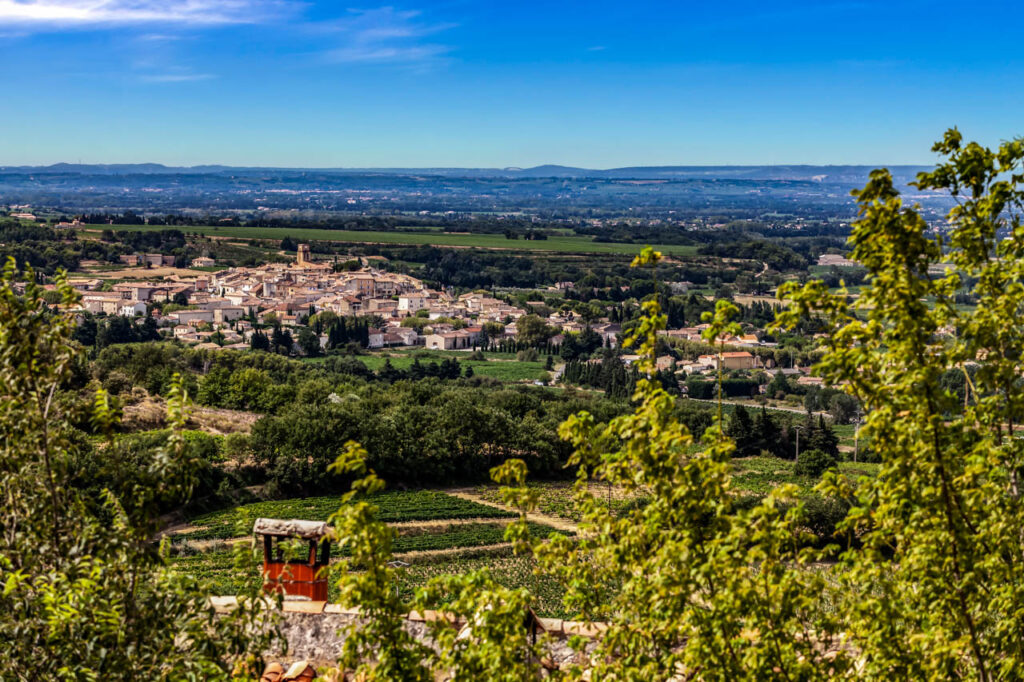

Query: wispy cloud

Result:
[129,34,216,83]
[0,0,295,28]
[140,71,215,82]
[321,7,455,66]
[586,45,606,52]
[137,32,188,41]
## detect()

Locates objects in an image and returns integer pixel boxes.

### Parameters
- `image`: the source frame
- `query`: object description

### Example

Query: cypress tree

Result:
[809,414,840,458]
[727,405,756,457]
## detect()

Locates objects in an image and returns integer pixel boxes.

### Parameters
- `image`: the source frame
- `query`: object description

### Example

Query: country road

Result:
[686,397,830,419]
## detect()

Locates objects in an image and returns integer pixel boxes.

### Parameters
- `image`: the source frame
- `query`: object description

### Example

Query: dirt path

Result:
[445,489,579,533]
[391,542,514,562]
[389,517,514,532]
[687,397,829,419]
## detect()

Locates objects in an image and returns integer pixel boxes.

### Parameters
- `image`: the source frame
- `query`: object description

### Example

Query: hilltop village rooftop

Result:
[61,246,630,353]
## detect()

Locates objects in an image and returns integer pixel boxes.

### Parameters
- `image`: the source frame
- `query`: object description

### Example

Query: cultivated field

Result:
[168,489,573,612]
[475,456,881,520]
[97,224,697,256]
[174,491,515,542]
[730,456,878,495]
[395,553,569,618]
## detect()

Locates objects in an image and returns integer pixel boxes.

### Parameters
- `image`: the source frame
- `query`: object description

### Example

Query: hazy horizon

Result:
[1,161,936,171]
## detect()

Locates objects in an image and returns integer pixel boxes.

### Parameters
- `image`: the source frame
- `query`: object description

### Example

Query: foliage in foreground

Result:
[4,130,1024,680]
[0,262,278,680]
[325,130,1024,680]
[777,130,1024,679]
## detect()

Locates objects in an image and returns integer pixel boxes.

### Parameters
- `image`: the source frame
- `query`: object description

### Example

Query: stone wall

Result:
[210,597,602,666]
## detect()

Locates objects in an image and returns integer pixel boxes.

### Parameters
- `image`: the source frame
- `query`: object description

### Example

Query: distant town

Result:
[55,241,841,393]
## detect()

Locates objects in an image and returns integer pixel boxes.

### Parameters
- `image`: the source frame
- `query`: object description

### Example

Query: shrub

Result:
[798,493,850,541]
[516,348,539,362]
[102,370,132,395]
[793,448,837,478]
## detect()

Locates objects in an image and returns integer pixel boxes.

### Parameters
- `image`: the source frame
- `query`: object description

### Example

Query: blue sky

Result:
[1,0,1022,167]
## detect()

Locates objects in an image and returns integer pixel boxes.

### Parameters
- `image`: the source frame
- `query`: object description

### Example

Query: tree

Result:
[754,405,787,458]
[249,329,270,351]
[227,368,274,411]
[172,290,189,306]
[297,327,321,357]
[96,315,136,347]
[73,314,98,347]
[198,366,232,406]
[42,288,64,304]
[773,129,1024,678]
[515,314,554,347]
[808,414,839,458]
[559,333,581,361]
[138,314,160,341]
[726,404,757,456]
[270,326,293,355]
[377,358,404,383]
[516,348,539,362]
[793,448,837,478]
[579,326,603,353]
[829,392,859,424]
[482,321,505,338]
[0,261,277,677]
[765,371,790,398]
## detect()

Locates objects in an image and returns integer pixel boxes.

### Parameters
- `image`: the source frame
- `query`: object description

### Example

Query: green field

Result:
[357,520,561,556]
[476,481,643,523]
[476,456,881,520]
[97,224,696,256]
[168,489,573,614]
[177,491,514,542]
[172,540,570,615]
[731,456,878,496]
[308,351,551,382]
[395,553,570,618]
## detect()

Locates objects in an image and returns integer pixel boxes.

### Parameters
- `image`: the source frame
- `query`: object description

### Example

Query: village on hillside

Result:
[52,244,829,401]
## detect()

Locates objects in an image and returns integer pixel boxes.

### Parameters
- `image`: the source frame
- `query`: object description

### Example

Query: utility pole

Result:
[794,425,804,464]
[853,413,862,463]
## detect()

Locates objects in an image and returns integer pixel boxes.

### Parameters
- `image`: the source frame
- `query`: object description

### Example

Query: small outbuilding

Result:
[253,517,332,601]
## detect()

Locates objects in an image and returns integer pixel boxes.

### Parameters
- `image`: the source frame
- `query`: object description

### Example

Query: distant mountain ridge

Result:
[0,162,932,184]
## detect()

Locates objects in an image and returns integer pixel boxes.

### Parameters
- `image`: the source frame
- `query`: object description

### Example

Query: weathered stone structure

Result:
[210,597,602,666]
